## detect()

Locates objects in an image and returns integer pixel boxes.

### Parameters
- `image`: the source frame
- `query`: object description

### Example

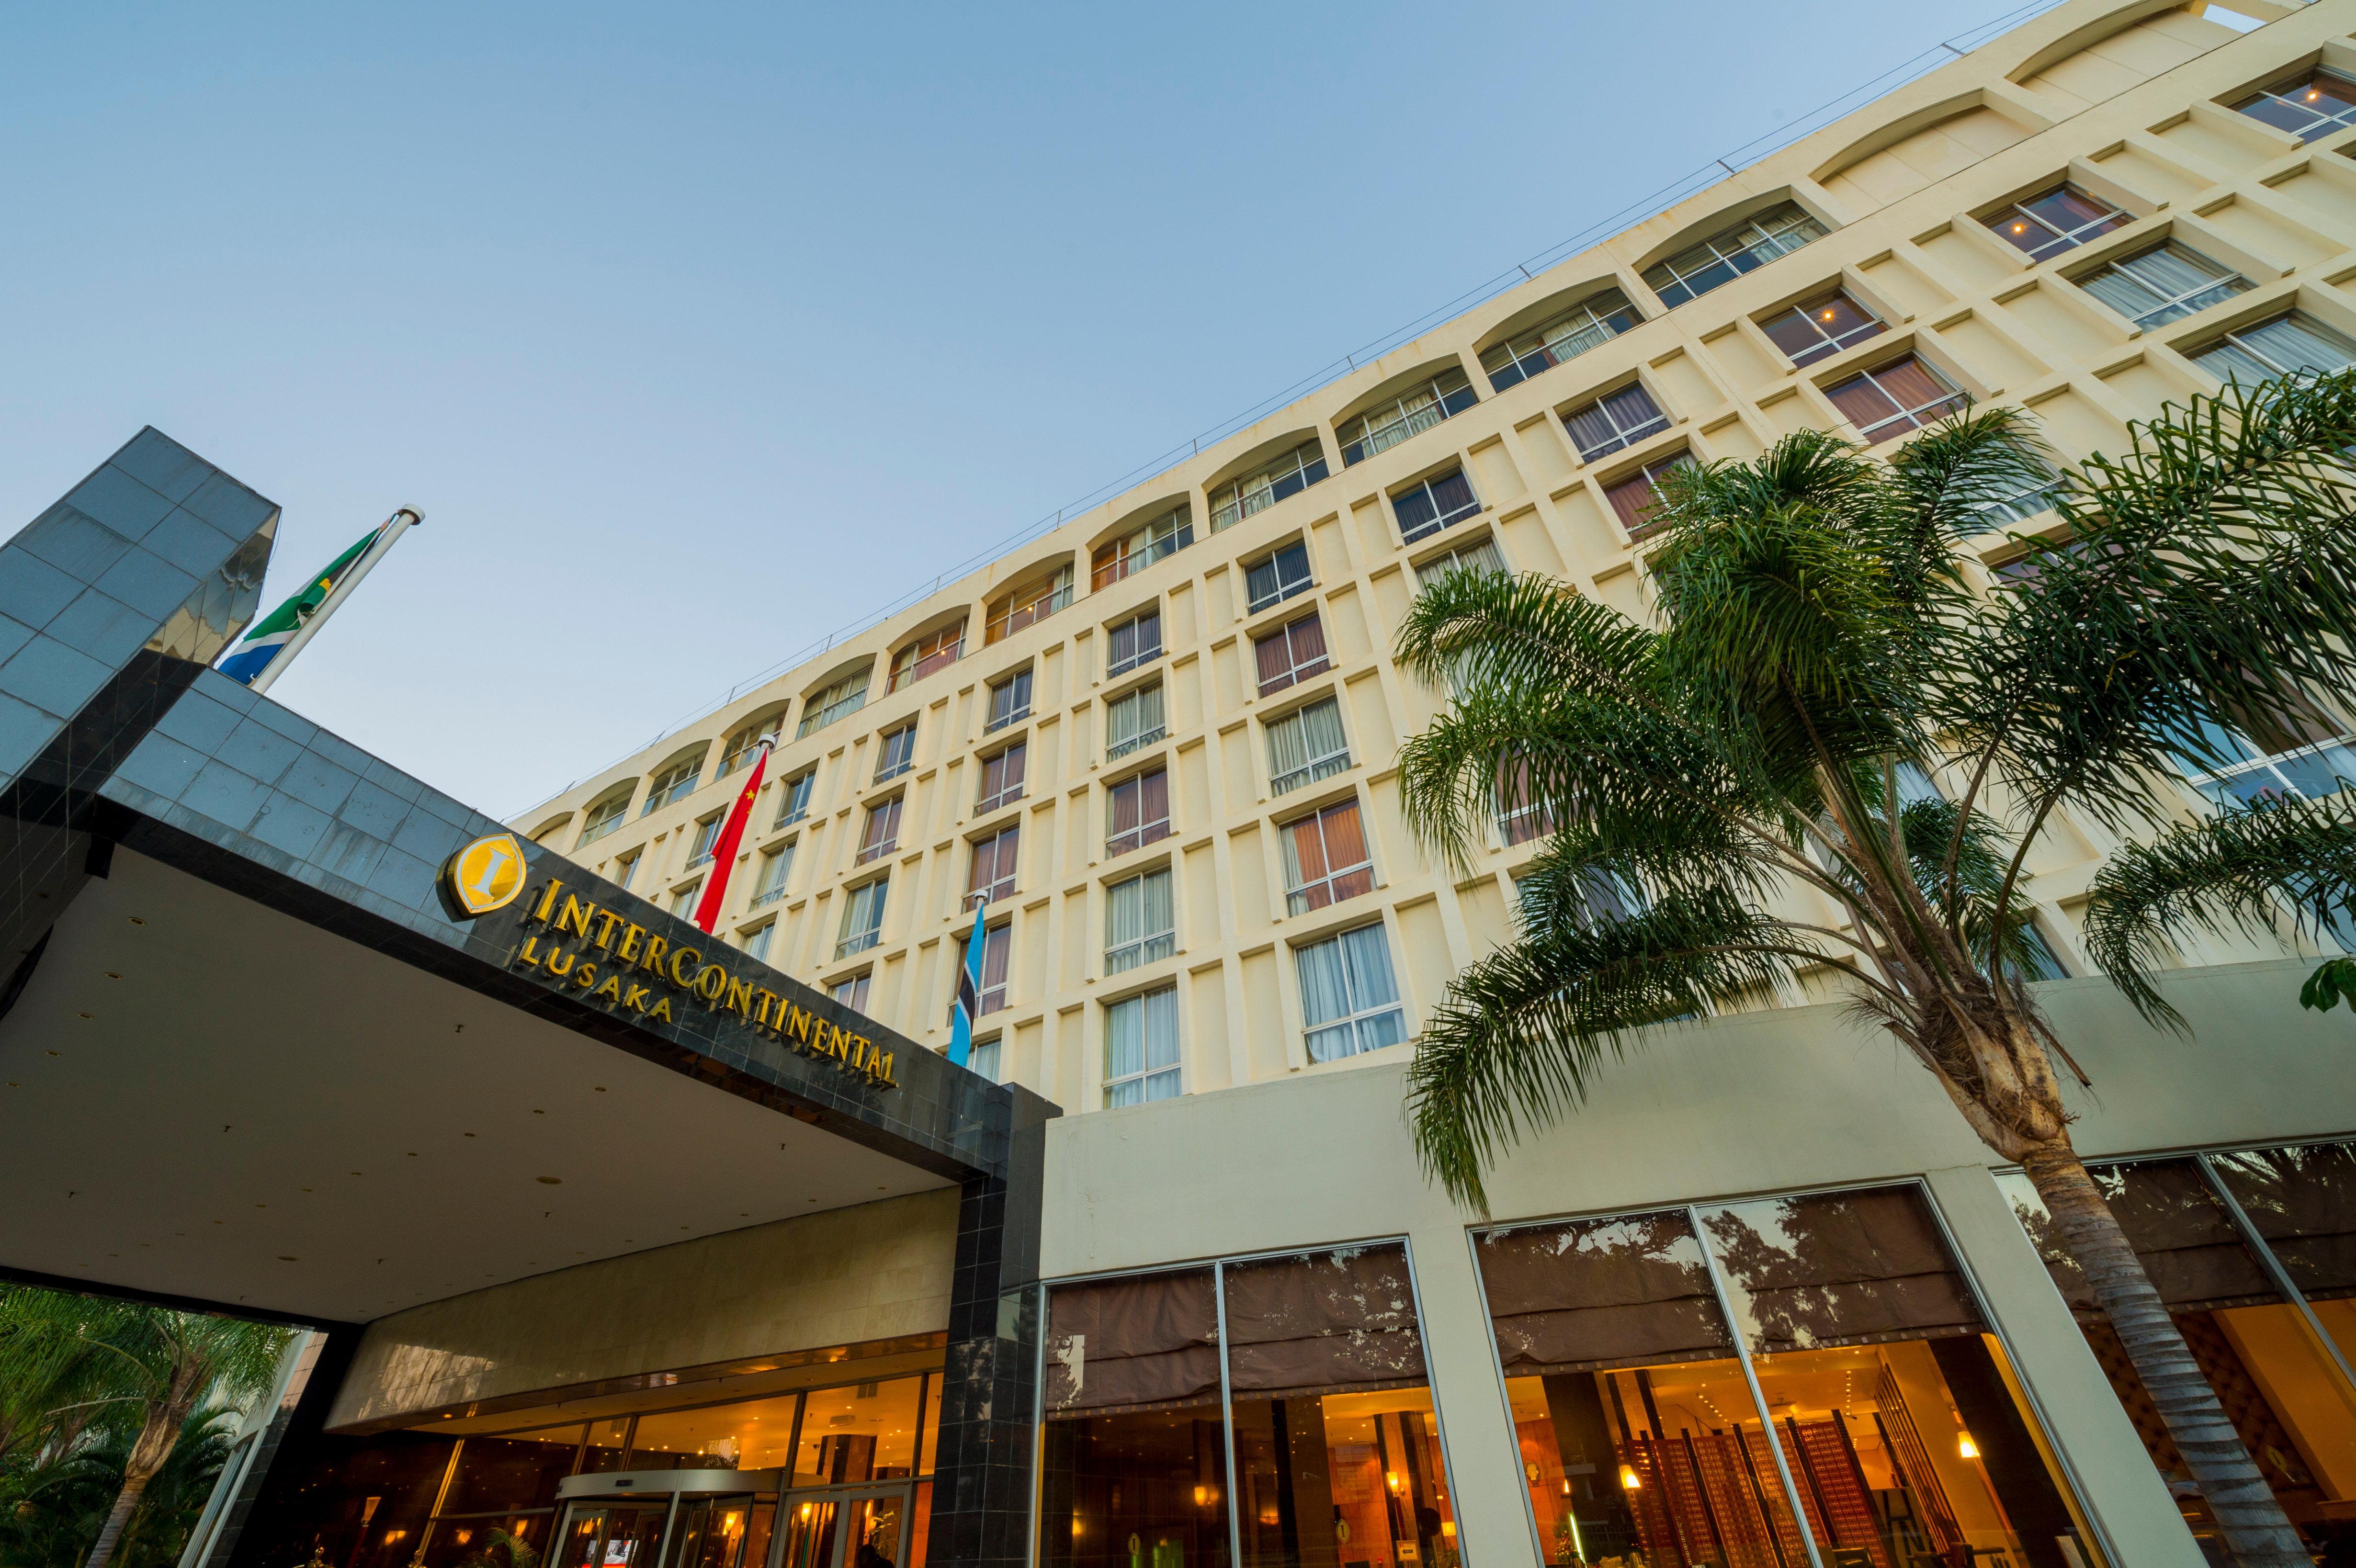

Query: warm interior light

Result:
[1385,1472,1401,1493]
[1441,1523,1456,1539]
[1619,1464,1643,1492]
[1194,1487,1208,1506]
[1958,1432,1980,1460]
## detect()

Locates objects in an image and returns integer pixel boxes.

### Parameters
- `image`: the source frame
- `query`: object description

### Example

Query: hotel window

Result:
[1105,680,1166,762]
[887,618,964,693]
[1092,505,1192,591]
[1602,450,1696,539]
[968,823,1019,909]
[1392,467,1480,543]
[1825,356,1967,444]
[836,878,887,959]
[684,813,723,870]
[2173,692,2356,809]
[611,851,639,891]
[2078,242,2248,330]
[1103,984,1180,1105]
[856,795,903,865]
[798,669,869,738]
[1497,754,1555,846]
[1266,696,1350,796]
[578,790,632,846]
[1984,183,2128,262]
[1563,384,1671,462]
[641,753,704,816]
[749,842,793,909]
[976,740,1027,814]
[1105,609,1162,677]
[743,921,775,962]
[873,721,917,784]
[985,667,1033,733]
[1760,288,1886,366]
[1482,288,1642,391]
[1105,768,1171,858]
[986,564,1074,644]
[1974,464,2062,530]
[773,768,815,828]
[830,971,871,1012]
[1295,922,1407,1061]
[1104,868,1176,975]
[1479,1185,2095,1568]
[1338,365,1479,466]
[670,882,701,918]
[1643,202,1827,307]
[968,1033,1001,1082]
[2235,67,2356,138]
[1280,797,1374,915]
[715,717,781,779]
[2194,311,2356,384]
[977,921,1011,1015]
[1415,534,1506,587]
[1244,541,1314,614]
[1210,439,1329,531]
[1253,611,1329,697]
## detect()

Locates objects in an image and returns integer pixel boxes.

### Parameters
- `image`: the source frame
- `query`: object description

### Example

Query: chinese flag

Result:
[691,739,772,934]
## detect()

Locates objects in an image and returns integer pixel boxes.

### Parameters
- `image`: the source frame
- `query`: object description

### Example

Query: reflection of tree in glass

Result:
[454,1529,541,1568]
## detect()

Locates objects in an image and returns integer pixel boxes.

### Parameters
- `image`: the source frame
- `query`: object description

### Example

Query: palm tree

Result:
[1393,377,2356,1568]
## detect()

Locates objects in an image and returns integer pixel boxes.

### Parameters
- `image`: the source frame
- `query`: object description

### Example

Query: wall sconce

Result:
[1957,1432,1980,1461]
[1619,1465,1642,1492]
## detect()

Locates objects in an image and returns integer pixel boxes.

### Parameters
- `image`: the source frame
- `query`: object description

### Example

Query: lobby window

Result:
[1266,696,1350,796]
[1253,611,1329,697]
[888,619,964,694]
[968,823,1020,909]
[985,667,1033,733]
[2194,311,2356,384]
[610,850,639,891]
[1643,202,1827,307]
[716,717,781,780]
[873,722,917,784]
[1482,288,1642,391]
[2078,242,2248,330]
[1984,182,2128,262]
[790,1375,933,1486]
[1093,505,1192,591]
[2000,1140,2356,1564]
[1105,868,1175,975]
[1106,609,1162,678]
[1280,797,1374,915]
[976,740,1027,815]
[1103,984,1180,1105]
[1338,366,1479,466]
[836,877,887,959]
[1479,1187,2093,1568]
[743,920,775,962]
[830,971,871,1012]
[1824,356,1967,444]
[1106,768,1171,858]
[1211,438,1329,532]
[798,669,870,738]
[856,796,903,865]
[986,564,1074,645]
[1244,541,1314,614]
[977,921,1011,1015]
[1392,467,1480,544]
[670,882,701,918]
[1105,680,1166,762]
[1415,534,1506,588]
[773,768,815,829]
[968,1033,1001,1082]
[684,812,723,870]
[642,753,704,816]
[1760,288,1886,366]
[2235,67,2356,138]
[1497,754,1555,846]
[749,842,794,909]
[1603,450,1695,539]
[578,790,632,847]
[1295,922,1407,1061]
[1563,384,1670,462]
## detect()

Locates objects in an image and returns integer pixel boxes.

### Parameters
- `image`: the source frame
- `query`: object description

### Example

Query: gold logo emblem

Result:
[442,834,526,918]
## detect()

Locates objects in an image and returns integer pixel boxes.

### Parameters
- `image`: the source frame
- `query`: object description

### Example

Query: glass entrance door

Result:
[838,1490,906,1568]
[776,1499,840,1568]
[774,1487,915,1568]
[556,1501,671,1568]
[666,1496,767,1568]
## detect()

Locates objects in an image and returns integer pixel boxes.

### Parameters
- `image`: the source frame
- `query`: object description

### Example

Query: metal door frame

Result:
[765,1481,917,1568]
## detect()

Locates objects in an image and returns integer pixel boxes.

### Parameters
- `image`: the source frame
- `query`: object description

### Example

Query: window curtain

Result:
[1297,698,1347,770]
[1044,1269,1221,1419]
[1267,710,1309,786]
[1106,870,1174,959]
[1477,1211,1734,1375]
[1222,1243,1429,1399]
[1296,925,1399,1061]
[2244,316,2356,376]
[861,798,901,854]
[841,878,887,939]
[1340,923,1401,1015]
[969,826,1017,896]
[2209,1139,2356,1300]
[2083,1160,2282,1311]
[1106,985,1180,1104]
[1698,1186,1987,1353]
[1109,684,1164,750]
[980,922,1011,1003]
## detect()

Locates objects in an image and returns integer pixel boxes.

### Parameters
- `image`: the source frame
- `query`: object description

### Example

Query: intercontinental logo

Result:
[440,833,526,918]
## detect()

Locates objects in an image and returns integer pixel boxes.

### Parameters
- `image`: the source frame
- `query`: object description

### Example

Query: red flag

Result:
[691,739,773,933]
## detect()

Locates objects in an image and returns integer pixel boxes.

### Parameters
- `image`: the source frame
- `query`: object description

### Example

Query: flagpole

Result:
[247,507,422,696]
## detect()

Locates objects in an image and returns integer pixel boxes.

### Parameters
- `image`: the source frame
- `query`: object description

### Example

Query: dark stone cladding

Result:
[0,429,1060,1568]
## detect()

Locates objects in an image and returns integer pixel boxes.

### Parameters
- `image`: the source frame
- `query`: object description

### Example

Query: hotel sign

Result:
[446,840,895,1090]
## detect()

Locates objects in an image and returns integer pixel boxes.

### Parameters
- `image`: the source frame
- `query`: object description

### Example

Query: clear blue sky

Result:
[0,0,2054,814]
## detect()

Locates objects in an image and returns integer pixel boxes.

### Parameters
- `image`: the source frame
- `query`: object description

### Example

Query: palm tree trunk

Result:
[2020,1142,2309,1568]
[82,1470,148,1568]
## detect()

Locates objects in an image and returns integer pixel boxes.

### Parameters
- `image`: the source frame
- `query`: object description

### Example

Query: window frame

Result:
[1391,467,1482,544]
[968,822,1021,910]
[1104,766,1173,859]
[578,790,633,847]
[1757,288,1887,367]
[1243,541,1315,615]
[1279,796,1377,916]
[1104,866,1177,976]
[748,841,795,910]
[1253,610,1331,698]
[886,619,964,695]
[1600,448,1696,540]
[1092,505,1193,591]
[1561,382,1671,462]
[1338,366,1480,466]
[1105,608,1165,678]
[1102,982,1181,1106]
[1982,182,2129,263]
[2074,241,2248,331]
[1480,289,1642,391]
[984,667,1034,733]
[797,670,871,739]
[1642,202,1828,308]
[1104,678,1167,762]
[1293,920,1409,1063]
[2233,67,2356,139]
[773,768,816,829]
[641,754,705,817]
[835,876,888,959]
[2190,310,2356,383]
[985,564,1075,645]
[872,722,918,784]
[856,794,904,866]
[684,812,724,870]
[976,739,1028,816]
[1264,694,1353,797]
[1822,353,1968,445]
[1210,440,1330,532]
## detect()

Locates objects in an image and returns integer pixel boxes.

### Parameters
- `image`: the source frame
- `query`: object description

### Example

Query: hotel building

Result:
[9,6,2356,1568]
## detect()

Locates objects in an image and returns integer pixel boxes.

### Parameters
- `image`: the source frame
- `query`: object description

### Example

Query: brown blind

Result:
[1477,1211,1733,1376]
[1044,1270,1219,1420]
[1702,1186,1985,1353]
[2095,1160,2278,1311]
[2210,1139,2356,1301]
[1222,1244,1427,1398]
